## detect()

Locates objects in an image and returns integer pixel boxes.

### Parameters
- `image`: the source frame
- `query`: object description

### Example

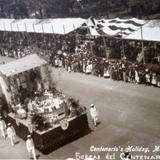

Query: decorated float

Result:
[0,54,89,154]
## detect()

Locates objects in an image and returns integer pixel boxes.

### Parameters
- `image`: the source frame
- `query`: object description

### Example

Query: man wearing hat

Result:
[26,135,37,160]
[90,104,98,126]
[6,123,16,146]
[0,116,6,138]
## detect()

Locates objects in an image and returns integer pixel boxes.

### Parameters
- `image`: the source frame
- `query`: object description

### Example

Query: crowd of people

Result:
[54,54,160,87]
[0,31,160,88]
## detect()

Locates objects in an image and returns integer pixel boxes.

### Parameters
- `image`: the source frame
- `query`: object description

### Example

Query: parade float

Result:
[0,54,89,154]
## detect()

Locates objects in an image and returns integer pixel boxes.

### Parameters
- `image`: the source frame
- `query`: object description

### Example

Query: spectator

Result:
[0,116,6,139]
[26,134,37,160]
[0,31,160,89]
[90,104,98,127]
[6,123,16,146]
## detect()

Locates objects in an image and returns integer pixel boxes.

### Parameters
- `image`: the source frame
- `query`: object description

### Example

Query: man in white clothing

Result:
[26,135,37,160]
[0,116,6,138]
[90,104,98,126]
[7,123,16,146]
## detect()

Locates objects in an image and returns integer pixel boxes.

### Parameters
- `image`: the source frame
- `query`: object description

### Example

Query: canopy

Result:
[124,20,160,42]
[86,17,146,37]
[0,54,47,77]
[1,17,158,41]
[0,18,86,35]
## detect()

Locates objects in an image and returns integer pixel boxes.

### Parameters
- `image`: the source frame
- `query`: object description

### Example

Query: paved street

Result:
[0,59,160,159]
[51,68,160,159]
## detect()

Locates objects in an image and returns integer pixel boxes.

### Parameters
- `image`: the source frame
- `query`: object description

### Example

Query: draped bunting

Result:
[86,17,146,38]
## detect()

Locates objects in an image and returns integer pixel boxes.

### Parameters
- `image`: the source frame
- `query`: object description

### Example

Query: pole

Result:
[63,24,66,35]
[3,23,6,41]
[102,36,108,58]
[120,28,125,58]
[9,23,13,47]
[122,39,125,58]
[51,24,54,34]
[10,22,13,32]
[41,23,44,33]
[32,23,36,33]
[140,26,145,64]
[16,23,22,46]
[24,22,29,46]
[3,22,6,31]
[32,23,37,48]
[42,23,47,52]
[24,22,27,32]
[41,23,45,46]
[51,24,55,47]
[87,26,93,57]
[73,24,76,32]
[16,23,19,32]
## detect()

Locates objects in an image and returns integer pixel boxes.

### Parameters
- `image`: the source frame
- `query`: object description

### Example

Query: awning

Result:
[0,54,47,77]
[124,20,160,42]
[0,18,86,35]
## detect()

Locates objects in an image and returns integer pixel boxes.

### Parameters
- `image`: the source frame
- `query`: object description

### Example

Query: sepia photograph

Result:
[0,0,160,160]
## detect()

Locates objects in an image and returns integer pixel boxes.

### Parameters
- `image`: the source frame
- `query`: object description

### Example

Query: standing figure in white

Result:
[90,104,98,126]
[0,116,6,138]
[7,123,16,146]
[26,135,37,160]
